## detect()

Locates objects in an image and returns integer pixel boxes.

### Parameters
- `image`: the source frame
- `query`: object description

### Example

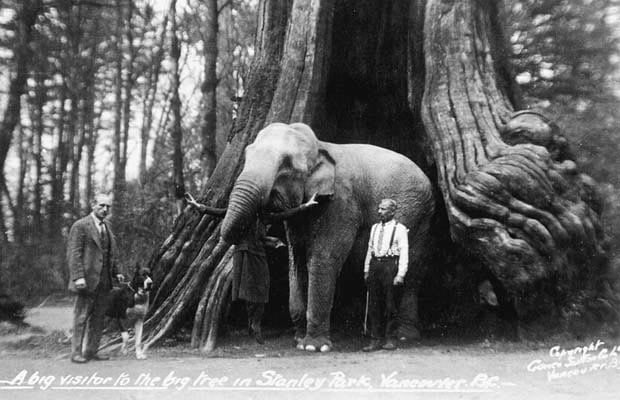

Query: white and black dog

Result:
[106,265,153,359]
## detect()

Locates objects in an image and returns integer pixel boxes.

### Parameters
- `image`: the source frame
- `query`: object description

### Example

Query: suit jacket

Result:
[67,214,119,293]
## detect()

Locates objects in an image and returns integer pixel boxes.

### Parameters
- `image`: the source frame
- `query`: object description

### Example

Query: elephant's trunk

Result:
[221,177,264,244]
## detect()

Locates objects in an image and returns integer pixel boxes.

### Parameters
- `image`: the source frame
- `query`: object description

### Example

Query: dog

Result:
[105,265,153,359]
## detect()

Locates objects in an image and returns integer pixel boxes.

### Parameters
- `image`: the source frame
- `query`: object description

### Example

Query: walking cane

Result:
[363,290,369,336]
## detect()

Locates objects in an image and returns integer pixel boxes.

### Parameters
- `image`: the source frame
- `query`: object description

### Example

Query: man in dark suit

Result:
[67,193,122,363]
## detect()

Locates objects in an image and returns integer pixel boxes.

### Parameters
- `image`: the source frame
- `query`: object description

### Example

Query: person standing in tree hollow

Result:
[362,198,409,352]
[185,192,324,343]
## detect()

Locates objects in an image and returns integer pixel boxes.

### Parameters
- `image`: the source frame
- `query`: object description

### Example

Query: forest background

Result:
[0,0,619,318]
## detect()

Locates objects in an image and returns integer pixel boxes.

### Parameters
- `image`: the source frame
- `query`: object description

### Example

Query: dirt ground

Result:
[0,303,619,400]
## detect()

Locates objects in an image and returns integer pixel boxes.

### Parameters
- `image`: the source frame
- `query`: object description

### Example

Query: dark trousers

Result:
[246,302,265,333]
[71,283,111,357]
[367,257,401,341]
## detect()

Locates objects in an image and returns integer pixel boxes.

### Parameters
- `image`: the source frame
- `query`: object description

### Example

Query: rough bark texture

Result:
[142,0,611,350]
[421,0,606,316]
[143,0,292,351]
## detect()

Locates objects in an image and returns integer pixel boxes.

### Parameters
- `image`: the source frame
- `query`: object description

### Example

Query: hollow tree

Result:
[142,0,609,352]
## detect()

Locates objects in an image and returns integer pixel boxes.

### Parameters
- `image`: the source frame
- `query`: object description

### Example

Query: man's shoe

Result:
[71,355,88,363]
[362,340,382,352]
[87,353,110,361]
[382,340,397,350]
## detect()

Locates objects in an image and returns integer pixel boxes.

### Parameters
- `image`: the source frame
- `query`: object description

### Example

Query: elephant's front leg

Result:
[289,251,308,349]
[285,222,308,348]
[302,224,357,353]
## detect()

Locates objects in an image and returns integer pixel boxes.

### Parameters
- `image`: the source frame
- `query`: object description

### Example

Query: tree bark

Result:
[85,104,101,208]
[142,0,610,350]
[0,0,44,245]
[14,124,27,245]
[170,0,185,212]
[33,74,46,238]
[112,0,126,212]
[67,1,84,215]
[121,0,134,189]
[420,0,605,315]
[143,0,292,351]
[48,82,69,241]
[199,0,219,179]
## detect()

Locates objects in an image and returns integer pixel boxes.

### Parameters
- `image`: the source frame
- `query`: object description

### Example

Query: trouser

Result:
[367,257,402,340]
[71,284,110,357]
[247,302,265,333]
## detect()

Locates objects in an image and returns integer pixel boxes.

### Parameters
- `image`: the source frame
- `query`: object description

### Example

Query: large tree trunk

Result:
[421,0,605,317]
[142,0,610,351]
[0,0,44,245]
[143,0,291,352]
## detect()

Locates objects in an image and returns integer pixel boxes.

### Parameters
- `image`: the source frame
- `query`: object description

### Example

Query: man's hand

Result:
[116,274,125,283]
[393,275,404,286]
[74,278,86,290]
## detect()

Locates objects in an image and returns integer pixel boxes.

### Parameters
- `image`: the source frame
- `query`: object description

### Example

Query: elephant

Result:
[220,122,434,352]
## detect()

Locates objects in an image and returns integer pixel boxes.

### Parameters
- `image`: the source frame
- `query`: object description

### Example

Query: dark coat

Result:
[67,215,119,294]
[231,223,270,304]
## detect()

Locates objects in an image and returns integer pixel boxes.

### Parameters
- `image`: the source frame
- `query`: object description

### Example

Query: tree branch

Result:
[217,0,233,15]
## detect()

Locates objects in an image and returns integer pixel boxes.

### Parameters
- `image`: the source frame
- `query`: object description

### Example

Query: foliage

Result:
[0,0,258,297]
[508,0,619,102]
[508,0,620,256]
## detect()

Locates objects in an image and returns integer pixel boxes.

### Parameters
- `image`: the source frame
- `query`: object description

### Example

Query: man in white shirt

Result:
[362,199,409,351]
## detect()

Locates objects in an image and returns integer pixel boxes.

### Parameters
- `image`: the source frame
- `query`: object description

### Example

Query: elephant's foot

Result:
[300,335,332,353]
[294,336,305,350]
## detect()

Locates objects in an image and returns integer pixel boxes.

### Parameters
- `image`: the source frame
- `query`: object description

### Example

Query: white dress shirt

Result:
[364,219,409,279]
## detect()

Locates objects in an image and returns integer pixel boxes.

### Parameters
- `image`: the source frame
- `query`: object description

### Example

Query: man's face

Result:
[92,195,112,220]
[377,202,395,223]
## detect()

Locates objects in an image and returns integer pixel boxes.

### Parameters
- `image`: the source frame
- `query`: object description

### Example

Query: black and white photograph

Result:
[0,0,619,398]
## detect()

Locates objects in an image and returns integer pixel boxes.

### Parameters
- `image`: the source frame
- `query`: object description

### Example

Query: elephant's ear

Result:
[305,147,335,198]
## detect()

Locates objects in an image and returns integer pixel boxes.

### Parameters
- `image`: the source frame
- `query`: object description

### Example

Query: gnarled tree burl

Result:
[142,0,610,352]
